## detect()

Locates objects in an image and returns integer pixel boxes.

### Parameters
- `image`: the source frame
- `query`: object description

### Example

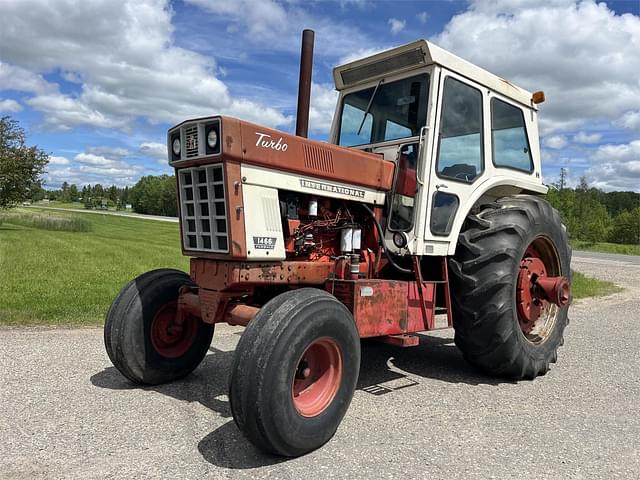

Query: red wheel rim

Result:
[516,236,566,345]
[292,338,343,418]
[150,301,198,358]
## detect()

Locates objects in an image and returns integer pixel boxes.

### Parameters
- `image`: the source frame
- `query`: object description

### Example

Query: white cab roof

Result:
[333,40,536,109]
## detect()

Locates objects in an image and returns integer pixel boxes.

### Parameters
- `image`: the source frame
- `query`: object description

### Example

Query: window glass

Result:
[385,120,412,141]
[389,143,419,231]
[436,77,483,183]
[491,98,533,172]
[430,191,459,236]
[339,103,372,147]
[338,74,429,146]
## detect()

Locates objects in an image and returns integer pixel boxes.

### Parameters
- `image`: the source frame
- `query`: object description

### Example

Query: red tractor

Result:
[105,31,571,457]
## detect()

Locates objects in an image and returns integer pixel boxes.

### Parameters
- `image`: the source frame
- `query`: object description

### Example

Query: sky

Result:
[0,0,639,192]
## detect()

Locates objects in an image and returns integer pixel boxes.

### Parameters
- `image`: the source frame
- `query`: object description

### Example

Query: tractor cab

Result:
[331,40,547,256]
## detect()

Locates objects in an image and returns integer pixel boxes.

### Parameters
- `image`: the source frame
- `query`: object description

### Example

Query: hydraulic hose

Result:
[361,204,413,275]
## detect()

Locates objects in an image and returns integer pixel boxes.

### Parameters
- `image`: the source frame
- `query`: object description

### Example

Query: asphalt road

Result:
[1,255,639,479]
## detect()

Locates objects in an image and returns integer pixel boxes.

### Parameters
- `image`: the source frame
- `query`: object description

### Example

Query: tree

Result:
[572,177,611,242]
[129,175,177,216]
[0,116,49,208]
[609,208,640,245]
[68,184,79,202]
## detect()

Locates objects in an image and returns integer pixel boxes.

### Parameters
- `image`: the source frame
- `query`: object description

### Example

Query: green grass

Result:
[571,240,640,256]
[571,271,622,299]
[0,208,623,326]
[0,208,187,326]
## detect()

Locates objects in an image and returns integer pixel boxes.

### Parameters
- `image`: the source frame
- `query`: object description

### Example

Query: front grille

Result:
[178,164,228,253]
[185,125,199,158]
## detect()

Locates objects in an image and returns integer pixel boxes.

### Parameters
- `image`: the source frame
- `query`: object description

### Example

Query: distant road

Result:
[24,205,179,223]
[572,249,640,267]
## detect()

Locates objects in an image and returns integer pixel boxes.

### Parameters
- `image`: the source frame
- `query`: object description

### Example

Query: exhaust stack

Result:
[295,29,315,138]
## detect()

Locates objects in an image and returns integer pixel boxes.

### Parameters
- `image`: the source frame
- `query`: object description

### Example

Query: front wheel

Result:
[104,268,214,385]
[229,288,360,457]
[449,195,571,380]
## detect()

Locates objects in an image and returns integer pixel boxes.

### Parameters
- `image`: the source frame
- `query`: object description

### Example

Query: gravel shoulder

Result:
[1,256,639,479]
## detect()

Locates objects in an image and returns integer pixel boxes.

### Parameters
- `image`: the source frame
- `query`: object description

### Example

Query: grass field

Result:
[0,208,622,326]
[571,240,640,256]
[0,209,187,326]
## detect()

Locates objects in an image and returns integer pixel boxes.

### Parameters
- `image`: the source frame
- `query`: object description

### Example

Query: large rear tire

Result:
[104,268,214,385]
[449,195,571,380]
[229,288,360,457]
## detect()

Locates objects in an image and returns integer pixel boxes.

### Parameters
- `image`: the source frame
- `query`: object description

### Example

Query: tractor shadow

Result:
[91,335,512,469]
[357,333,514,392]
[90,347,288,469]
[90,347,235,417]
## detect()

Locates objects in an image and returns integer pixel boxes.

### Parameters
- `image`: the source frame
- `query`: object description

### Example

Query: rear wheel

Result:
[229,288,360,457]
[104,269,214,385]
[449,195,571,379]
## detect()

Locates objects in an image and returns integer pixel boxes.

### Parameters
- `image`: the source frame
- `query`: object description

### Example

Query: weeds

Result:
[0,211,92,232]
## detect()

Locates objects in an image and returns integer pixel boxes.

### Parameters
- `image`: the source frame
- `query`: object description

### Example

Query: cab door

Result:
[423,70,487,254]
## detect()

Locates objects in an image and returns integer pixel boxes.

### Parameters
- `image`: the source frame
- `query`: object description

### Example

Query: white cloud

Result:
[309,83,338,134]
[0,61,55,94]
[48,156,70,165]
[418,12,429,24]
[0,0,290,131]
[339,0,368,8]
[87,146,130,158]
[74,153,118,167]
[388,18,406,34]
[139,142,168,163]
[338,47,391,66]
[615,110,640,130]
[573,131,602,144]
[0,98,22,113]
[588,140,640,191]
[544,135,568,149]
[433,0,640,134]
[185,0,372,59]
[45,148,147,188]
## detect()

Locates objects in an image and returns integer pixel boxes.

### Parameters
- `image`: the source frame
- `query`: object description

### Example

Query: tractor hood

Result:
[168,116,395,192]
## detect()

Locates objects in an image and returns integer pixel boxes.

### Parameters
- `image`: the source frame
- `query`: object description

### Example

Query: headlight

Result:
[207,129,218,149]
[172,137,181,156]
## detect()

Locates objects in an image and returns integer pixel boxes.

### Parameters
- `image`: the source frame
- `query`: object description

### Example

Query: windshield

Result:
[338,73,430,147]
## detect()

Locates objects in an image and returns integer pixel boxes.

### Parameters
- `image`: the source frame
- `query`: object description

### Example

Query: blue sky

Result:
[1,0,639,191]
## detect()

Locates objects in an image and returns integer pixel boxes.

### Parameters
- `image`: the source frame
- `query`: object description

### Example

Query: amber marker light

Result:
[532,91,546,104]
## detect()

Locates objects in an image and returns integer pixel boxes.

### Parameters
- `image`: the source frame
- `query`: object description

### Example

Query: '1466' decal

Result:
[253,236,276,249]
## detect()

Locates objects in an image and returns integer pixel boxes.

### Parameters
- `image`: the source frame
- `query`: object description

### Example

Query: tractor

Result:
[104,30,571,457]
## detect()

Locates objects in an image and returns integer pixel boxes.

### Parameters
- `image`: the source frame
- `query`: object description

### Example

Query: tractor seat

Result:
[441,164,477,182]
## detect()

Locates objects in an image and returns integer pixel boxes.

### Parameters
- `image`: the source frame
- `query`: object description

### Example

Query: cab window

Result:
[436,77,483,183]
[338,74,429,147]
[491,98,533,172]
[339,103,373,147]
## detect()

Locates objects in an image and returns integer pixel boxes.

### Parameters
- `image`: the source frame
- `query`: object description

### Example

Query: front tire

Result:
[449,195,571,380]
[104,268,214,385]
[229,288,360,457]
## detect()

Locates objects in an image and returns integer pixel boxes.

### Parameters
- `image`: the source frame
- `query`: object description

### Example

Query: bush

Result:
[0,212,92,232]
[608,208,640,245]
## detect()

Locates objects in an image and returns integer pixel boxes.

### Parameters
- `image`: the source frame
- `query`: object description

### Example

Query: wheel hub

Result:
[516,242,570,341]
[292,338,343,418]
[150,301,198,358]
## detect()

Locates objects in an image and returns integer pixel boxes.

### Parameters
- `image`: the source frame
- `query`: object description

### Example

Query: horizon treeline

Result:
[37,173,639,245]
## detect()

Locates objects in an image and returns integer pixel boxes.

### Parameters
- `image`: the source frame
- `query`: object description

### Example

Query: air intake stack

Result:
[295,29,315,138]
